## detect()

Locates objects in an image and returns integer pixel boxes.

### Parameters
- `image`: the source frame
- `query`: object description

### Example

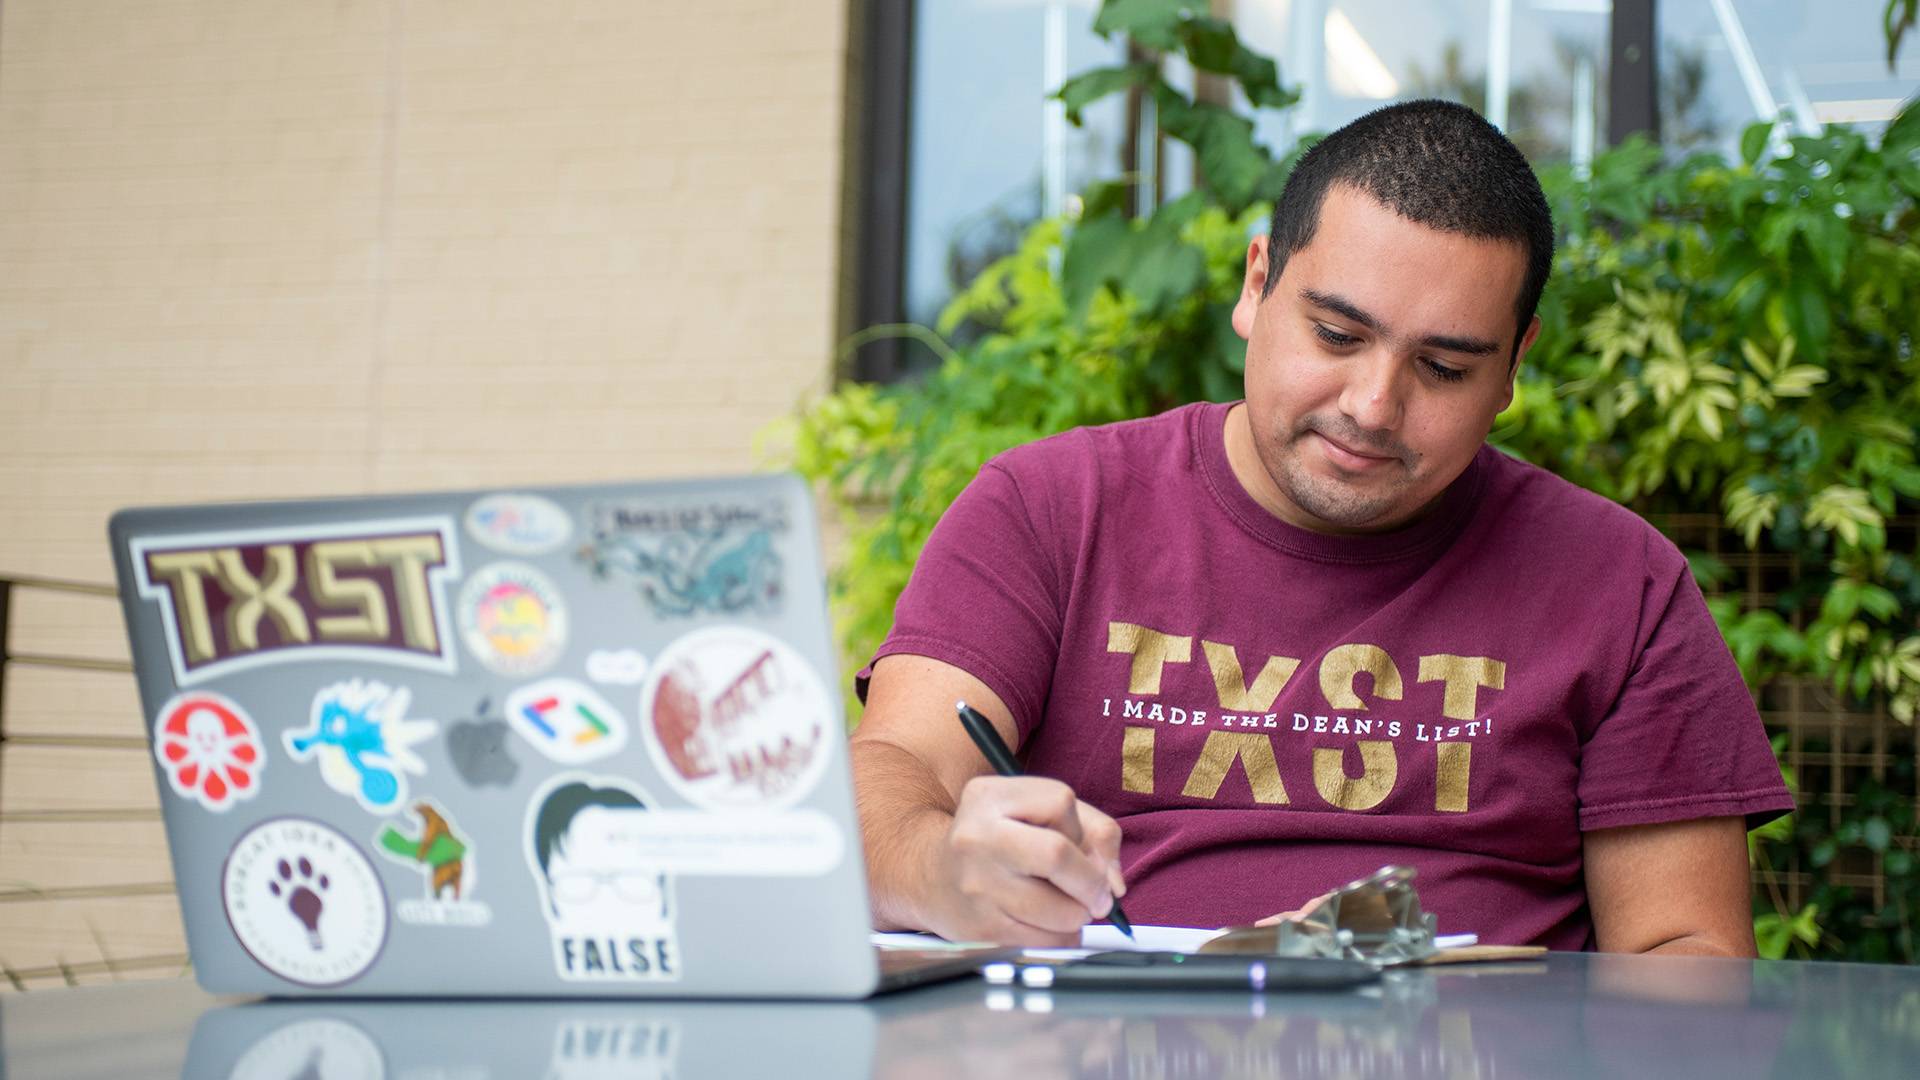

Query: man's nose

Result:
[1337,347,1406,435]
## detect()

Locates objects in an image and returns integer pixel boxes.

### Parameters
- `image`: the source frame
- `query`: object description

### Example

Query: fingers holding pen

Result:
[948,776,1125,928]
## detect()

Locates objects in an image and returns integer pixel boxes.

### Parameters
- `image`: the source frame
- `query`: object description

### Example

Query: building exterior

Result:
[0,0,859,988]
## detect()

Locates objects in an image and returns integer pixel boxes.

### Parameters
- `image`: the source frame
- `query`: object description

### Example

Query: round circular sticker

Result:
[638,626,834,809]
[464,493,573,556]
[458,562,568,676]
[223,818,388,988]
[230,1018,386,1080]
[153,690,264,812]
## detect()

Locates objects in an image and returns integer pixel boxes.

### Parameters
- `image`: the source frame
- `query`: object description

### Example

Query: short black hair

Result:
[1261,99,1553,359]
[532,779,645,878]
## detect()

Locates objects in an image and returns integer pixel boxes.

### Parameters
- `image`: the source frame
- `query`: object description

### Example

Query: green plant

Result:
[779,0,1920,959]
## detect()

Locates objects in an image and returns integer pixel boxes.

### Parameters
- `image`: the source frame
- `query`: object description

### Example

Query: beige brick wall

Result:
[0,0,855,988]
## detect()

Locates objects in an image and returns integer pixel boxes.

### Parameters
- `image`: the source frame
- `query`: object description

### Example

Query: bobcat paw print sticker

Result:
[152,691,264,812]
[223,818,388,987]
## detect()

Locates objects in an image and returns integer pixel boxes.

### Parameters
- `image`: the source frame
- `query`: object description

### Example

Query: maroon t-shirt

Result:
[860,401,1792,949]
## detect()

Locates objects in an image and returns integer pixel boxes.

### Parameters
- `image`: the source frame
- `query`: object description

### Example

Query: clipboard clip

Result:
[1202,865,1440,967]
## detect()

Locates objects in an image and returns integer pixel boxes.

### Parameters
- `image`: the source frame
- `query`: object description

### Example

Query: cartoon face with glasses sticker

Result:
[528,778,678,980]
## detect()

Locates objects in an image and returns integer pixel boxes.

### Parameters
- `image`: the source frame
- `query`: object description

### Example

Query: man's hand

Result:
[929,775,1125,946]
[853,654,1129,947]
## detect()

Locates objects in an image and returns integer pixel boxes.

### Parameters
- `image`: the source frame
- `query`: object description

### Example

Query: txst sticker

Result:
[465,493,573,556]
[524,774,680,982]
[152,691,264,812]
[459,562,568,676]
[506,678,628,765]
[576,497,786,618]
[222,818,388,988]
[638,627,833,810]
[130,518,459,687]
[374,799,491,927]
[284,679,437,814]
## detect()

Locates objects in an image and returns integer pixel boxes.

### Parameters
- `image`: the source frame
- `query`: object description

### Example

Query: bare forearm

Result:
[1638,932,1757,958]
[850,737,960,932]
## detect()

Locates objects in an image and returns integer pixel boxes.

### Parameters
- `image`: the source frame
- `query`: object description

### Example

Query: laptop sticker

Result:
[228,1018,386,1080]
[373,799,492,927]
[458,562,568,676]
[593,807,846,878]
[130,518,460,687]
[152,690,264,812]
[446,698,520,788]
[464,492,573,556]
[283,679,438,814]
[576,497,786,618]
[585,647,649,686]
[525,775,681,982]
[222,817,389,988]
[637,626,833,810]
[505,678,629,765]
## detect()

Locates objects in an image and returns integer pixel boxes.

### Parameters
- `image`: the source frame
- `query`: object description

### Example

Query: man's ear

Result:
[1230,236,1272,341]
[1500,314,1543,410]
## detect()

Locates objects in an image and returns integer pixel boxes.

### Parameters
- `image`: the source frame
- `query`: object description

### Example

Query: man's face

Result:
[1229,184,1540,533]
[542,806,669,927]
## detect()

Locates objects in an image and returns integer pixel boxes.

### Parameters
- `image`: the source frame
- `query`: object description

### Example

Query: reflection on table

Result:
[5,951,1919,1079]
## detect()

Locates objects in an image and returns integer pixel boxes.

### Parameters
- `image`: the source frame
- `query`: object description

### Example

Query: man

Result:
[850,101,1792,953]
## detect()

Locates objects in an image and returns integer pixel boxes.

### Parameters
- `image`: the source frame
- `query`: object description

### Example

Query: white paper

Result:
[872,927,1481,954]
[871,924,1223,955]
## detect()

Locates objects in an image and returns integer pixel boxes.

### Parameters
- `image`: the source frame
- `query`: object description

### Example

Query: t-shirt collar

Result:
[1194,400,1489,565]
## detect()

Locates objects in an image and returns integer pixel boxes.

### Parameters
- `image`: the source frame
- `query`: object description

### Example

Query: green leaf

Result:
[1153,86,1274,212]
[1799,212,1850,291]
[1175,17,1296,109]
[1784,274,1832,359]
[1060,213,1134,321]
[1881,92,1920,157]
[1055,63,1154,126]
[1864,817,1892,852]
[1740,121,1772,166]
[1092,0,1194,48]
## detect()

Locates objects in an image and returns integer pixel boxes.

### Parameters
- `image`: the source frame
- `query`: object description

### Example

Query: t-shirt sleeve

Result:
[854,460,1065,742]
[1576,539,1796,832]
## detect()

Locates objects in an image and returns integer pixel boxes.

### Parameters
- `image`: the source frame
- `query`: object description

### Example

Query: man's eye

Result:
[1422,358,1467,383]
[1313,324,1358,347]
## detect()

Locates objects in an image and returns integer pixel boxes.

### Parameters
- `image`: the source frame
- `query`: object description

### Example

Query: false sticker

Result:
[525,774,681,983]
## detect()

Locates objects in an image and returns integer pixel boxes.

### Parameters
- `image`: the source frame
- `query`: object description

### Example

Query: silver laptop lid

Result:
[109,474,879,997]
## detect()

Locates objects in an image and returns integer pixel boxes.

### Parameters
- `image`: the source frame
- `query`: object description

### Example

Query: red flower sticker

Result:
[154,691,264,811]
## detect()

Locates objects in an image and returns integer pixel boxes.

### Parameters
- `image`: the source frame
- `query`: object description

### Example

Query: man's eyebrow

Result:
[1299,288,1502,357]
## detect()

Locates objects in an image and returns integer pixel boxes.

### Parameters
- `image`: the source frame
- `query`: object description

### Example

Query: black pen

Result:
[956,700,1135,939]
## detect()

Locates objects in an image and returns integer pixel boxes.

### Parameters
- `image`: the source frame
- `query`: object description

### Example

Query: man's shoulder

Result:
[1480,447,1685,574]
[988,402,1212,486]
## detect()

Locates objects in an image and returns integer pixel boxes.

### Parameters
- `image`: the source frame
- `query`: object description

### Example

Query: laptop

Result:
[110,474,1003,997]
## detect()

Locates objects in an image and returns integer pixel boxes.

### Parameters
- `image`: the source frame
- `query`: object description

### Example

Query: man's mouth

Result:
[1310,429,1401,471]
